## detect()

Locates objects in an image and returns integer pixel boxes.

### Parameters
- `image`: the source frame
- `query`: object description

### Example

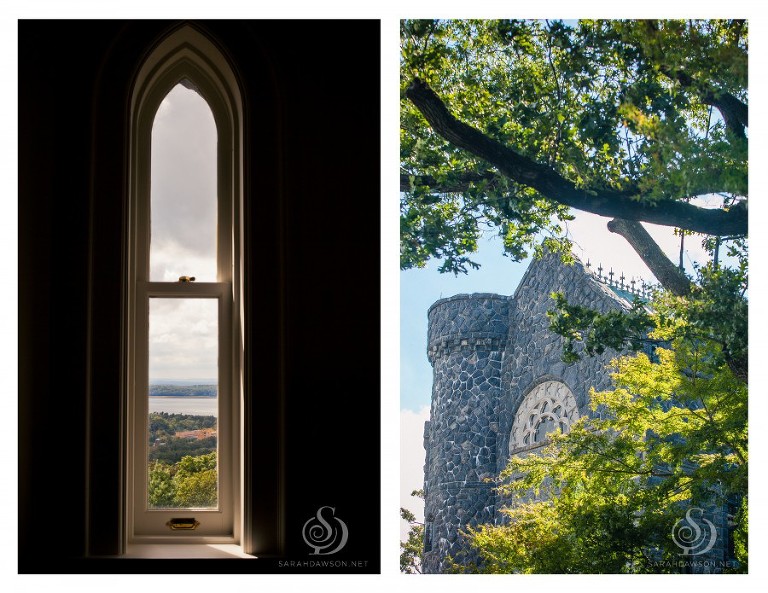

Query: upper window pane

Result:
[150,81,217,281]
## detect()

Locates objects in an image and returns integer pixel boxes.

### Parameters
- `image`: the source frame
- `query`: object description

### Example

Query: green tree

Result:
[400,489,425,573]
[148,460,177,508]
[148,452,219,508]
[400,19,747,277]
[548,238,748,382]
[173,452,218,508]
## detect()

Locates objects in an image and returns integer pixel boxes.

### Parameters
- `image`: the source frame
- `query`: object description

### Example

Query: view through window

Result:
[146,82,220,511]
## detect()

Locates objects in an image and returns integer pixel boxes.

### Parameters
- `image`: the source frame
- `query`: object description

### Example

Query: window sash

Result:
[131,284,234,536]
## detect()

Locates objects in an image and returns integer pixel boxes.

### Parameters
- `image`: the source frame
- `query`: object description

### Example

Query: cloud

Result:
[150,237,219,281]
[149,298,218,380]
[150,84,218,281]
[400,405,430,542]
[565,207,715,283]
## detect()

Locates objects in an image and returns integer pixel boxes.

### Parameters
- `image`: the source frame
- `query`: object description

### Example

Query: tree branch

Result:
[658,65,748,138]
[643,20,748,137]
[701,89,748,138]
[405,78,747,236]
[606,219,692,296]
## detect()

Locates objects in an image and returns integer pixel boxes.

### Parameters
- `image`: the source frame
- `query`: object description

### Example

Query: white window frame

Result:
[125,26,244,544]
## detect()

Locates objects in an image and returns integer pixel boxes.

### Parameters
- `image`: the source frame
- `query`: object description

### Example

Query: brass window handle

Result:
[178,276,196,283]
[166,518,200,530]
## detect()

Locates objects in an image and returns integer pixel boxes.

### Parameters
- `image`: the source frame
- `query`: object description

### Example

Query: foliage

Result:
[733,496,748,572]
[670,240,748,379]
[148,461,177,507]
[400,489,425,573]
[547,291,655,364]
[149,384,217,397]
[149,436,218,465]
[149,411,217,440]
[148,452,218,509]
[174,452,218,508]
[148,414,218,505]
[149,411,217,464]
[548,238,747,381]
[400,19,747,273]
[460,279,747,573]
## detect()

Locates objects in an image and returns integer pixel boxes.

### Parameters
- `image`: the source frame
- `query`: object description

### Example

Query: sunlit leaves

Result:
[547,291,654,363]
[401,19,748,273]
[148,452,218,508]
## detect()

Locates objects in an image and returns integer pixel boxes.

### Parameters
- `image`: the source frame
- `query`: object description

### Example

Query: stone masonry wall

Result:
[422,294,508,573]
[497,254,627,473]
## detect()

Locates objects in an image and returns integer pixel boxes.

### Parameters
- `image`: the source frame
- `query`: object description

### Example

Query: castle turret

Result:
[422,293,509,573]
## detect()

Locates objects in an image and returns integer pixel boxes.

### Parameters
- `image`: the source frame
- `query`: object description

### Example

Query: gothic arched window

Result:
[126,26,243,542]
[509,380,579,453]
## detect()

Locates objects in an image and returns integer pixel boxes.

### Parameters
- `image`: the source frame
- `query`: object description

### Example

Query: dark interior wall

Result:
[19,20,127,566]
[18,20,380,573]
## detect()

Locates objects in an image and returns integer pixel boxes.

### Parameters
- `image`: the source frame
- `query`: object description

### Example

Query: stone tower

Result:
[422,293,509,572]
[422,253,641,573]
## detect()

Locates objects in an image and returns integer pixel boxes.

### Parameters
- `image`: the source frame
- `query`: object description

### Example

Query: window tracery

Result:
[510,380,579,453]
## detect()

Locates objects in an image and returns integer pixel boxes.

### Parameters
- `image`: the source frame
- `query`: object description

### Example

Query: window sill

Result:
[123,544,256,559]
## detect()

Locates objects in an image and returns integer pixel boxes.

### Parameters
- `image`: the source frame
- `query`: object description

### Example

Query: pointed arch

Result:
[129,24,244,287]
[125,24,245,546]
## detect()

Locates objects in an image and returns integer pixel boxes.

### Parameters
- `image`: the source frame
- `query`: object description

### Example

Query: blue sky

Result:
[400,233,529,412]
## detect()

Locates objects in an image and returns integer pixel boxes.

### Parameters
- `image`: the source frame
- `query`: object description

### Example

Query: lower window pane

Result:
[147,298,218,509]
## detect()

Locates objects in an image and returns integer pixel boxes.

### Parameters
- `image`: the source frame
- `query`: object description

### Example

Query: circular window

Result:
[509,380,579,453]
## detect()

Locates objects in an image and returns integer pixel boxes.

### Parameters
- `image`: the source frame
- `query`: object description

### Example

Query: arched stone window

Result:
[509,380,579,453]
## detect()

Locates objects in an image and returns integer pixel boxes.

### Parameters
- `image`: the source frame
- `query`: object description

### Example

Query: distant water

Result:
[149,379,216,385]
[149,396,218,417]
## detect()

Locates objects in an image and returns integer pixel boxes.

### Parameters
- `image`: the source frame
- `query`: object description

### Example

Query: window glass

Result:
[148,298,218,509]
[150,82,218,281]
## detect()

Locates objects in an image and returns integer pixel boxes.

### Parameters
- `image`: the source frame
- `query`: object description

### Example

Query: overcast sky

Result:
[151,83,218,283]
[148,84,219,383]
[149,297,218,381]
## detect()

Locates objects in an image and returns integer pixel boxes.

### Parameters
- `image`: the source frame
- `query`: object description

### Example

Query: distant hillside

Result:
[149,384,217,397]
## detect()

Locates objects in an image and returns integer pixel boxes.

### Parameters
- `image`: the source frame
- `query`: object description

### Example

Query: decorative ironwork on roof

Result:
[584,259,657,301]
